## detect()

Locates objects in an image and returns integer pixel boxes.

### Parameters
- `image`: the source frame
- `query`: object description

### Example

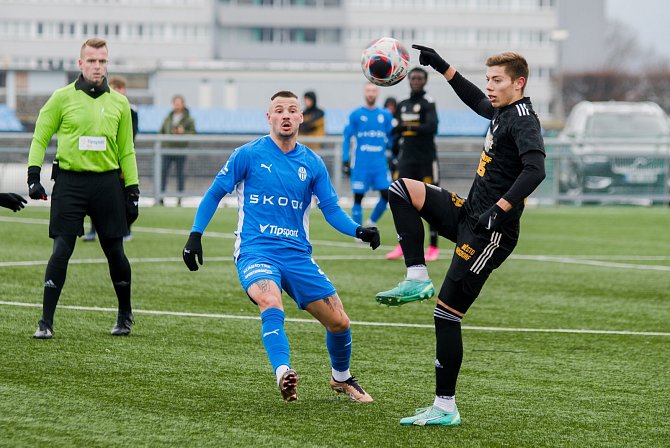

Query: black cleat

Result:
[111,313,134,336]
[33,320,53,339]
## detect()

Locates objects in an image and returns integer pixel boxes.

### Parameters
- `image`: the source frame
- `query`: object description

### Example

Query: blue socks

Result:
[326,328,352,373]
[260,308,290,373]
[351,203,363,226]
[369,197,388,224]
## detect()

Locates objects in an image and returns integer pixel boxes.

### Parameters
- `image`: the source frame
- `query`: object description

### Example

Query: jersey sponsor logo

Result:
[259,224,299,238]
[359,144,384,153]
[260,163,272,172]
[476,151,492,177]
[219,161,230,175]
[298,166,307,181]
[455,243,475,261]
[249,194,304,210]
[242,262,273,279]
[78,136,106,151]
[357,130,387,139]
[450,192,464,207]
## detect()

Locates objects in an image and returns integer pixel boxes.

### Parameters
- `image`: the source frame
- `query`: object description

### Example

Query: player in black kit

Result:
[376,46,546,426]
[386,67,441,261]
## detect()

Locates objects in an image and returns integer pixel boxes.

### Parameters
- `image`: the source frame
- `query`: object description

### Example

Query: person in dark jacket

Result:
[160,94,196,205]
[299,91,325,149]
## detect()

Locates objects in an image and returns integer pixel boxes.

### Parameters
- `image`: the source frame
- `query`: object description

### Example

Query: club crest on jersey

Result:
[298,166,307,181]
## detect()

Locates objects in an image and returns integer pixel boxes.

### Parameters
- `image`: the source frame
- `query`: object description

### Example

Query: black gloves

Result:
[183,232,203,271]
[412,44,450,75]
[125,185,140,226]
[27,166,47,200]
[0,193,27,212]
[342,160,351,176]
[475,204,506,232]
[356,226,381,250]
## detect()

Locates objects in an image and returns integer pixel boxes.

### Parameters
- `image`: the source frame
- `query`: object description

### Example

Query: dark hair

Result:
[383,97,397,108]
[271,90,298,101]
[303,91,316,102]
[486,52,529,87]
[408,67,428,80]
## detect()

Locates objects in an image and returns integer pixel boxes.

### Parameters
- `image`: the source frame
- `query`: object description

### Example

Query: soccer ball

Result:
[361,37,410,87]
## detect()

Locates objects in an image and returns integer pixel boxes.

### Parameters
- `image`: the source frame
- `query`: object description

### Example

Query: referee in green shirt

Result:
[28,38,140,339]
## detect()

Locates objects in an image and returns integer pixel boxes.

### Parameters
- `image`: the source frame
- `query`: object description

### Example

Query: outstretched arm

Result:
[320,198,380,249]
[183,180,227,271]
[412,44,494,119]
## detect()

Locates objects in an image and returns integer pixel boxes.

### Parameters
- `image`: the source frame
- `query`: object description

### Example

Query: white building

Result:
[0,0,578,123]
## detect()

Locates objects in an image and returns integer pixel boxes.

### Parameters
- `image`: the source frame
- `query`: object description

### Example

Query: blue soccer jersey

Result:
[192,135,358,258]
[342,106,393,171]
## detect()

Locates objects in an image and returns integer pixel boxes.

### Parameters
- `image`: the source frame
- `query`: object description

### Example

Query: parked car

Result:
[557,101,670,200]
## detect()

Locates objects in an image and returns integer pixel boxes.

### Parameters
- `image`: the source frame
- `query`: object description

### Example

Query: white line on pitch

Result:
[1,254,669,272]
[1,300,668,337]
[2,216,669,269]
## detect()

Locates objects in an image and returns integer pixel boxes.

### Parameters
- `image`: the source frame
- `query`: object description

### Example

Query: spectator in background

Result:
[299,91,325,149]
[83,75,138,242]
[160,94,196,206]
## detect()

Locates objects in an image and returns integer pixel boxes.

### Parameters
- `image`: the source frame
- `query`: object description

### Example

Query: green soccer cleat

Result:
[399,405,461,426]
[375,279,435,306]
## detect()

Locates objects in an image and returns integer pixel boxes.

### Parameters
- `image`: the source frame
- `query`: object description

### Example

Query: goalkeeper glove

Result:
[411,44,450,75]
[356,226,381,250]
[183,232,203,271]
[475,204,506,232]
[0,193,27,212]
[27,166,47,200]
[125,185,140,226]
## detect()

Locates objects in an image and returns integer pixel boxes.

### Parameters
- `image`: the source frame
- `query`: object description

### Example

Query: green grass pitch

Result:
[1,204,669,447]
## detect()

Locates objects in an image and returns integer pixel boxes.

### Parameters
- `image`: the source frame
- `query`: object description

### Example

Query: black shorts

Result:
[419,184,519,314]
[396,159,440,185]
[49,170,127,239]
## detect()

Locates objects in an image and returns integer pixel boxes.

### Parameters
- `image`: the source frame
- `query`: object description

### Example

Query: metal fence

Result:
[2,132,669,205]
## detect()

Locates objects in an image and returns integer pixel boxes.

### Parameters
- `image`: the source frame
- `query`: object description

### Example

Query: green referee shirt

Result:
[28,81,139,187]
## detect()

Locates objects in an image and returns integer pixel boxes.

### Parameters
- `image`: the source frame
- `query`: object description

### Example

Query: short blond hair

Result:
[80,37,107,59]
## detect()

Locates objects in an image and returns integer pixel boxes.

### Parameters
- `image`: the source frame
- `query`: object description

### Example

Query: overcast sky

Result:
[606,0,670,59]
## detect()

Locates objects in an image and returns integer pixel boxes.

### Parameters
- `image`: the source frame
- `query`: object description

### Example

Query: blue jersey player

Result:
[342,83,393,227]
[182,91,380,403]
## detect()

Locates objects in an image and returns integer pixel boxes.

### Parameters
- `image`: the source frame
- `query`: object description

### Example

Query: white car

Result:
[557,101,670,201]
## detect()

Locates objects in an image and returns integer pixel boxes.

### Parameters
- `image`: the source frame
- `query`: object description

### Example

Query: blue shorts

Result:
[350,165,391,194]
[235,251,336,310]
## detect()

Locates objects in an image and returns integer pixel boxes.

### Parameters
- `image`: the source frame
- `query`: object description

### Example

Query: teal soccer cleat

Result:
[399,405,461,426]
[375,279,435,306]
